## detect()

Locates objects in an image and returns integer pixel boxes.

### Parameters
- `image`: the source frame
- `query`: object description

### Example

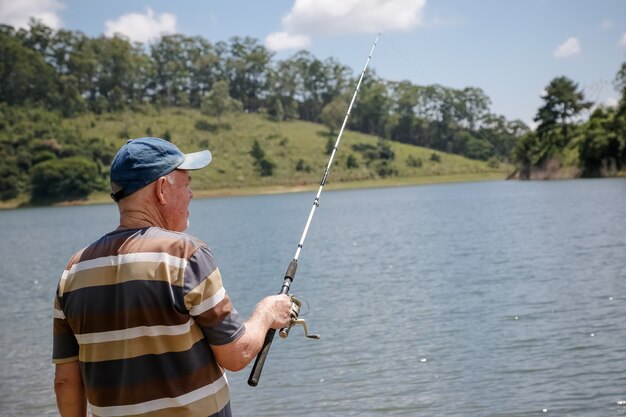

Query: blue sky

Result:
[2,0,625,127]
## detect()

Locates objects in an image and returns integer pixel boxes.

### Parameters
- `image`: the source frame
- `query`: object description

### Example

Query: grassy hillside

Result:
[58,107,510,202]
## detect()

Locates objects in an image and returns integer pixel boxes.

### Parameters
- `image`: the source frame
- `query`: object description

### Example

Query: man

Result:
[52,137,292,417]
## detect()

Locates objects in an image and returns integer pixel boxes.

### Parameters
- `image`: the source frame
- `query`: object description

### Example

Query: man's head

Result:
[110,137,211,201]
[110,137,211,231]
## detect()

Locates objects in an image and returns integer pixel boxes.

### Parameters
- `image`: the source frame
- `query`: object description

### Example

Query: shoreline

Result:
[0,172,508,210]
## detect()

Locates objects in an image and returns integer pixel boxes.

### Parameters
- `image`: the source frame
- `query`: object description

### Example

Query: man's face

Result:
[163,169,193,232]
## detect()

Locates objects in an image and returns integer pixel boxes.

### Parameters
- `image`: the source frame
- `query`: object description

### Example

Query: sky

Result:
[1,0,625,127]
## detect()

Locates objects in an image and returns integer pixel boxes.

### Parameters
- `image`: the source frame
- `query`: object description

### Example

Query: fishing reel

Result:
[279,295,320,340]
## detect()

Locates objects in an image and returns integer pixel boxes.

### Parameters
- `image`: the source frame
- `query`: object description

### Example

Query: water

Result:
[1,179,625,416]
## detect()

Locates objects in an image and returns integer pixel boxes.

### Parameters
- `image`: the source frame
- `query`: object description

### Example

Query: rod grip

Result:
[247,328,276,387]
[247,260,298,387]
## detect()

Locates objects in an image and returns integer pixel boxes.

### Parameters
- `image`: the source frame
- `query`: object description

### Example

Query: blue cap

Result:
[110,137,212,201]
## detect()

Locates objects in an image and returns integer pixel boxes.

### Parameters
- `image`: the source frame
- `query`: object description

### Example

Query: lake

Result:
[1,179,625,416]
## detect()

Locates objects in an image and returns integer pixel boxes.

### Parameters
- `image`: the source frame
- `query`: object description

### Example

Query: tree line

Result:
[1,21,526,156]
[1,20,625,202]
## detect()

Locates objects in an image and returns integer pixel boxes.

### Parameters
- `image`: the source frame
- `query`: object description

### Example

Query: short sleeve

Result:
[183,246,245,345]
[52,290,79,364]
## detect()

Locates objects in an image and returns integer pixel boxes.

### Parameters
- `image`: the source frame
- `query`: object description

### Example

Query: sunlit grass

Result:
[55,107,513,202]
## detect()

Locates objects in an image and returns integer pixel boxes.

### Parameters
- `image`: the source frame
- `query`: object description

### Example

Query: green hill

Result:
[71,108,510,196]
[1,107,512,208]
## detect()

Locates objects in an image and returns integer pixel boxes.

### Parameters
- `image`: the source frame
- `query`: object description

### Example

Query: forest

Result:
[1,20,625,203]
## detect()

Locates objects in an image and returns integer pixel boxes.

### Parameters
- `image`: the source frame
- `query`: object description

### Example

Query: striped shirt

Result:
[52,227,245,417]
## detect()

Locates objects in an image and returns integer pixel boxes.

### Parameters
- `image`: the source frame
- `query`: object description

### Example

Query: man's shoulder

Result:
[141,227,208,258]
[73,227,208,265]
[148,227,207,247]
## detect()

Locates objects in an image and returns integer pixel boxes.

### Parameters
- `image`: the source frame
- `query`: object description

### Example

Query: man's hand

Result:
[211,294,292,371]
[254,294,293,329]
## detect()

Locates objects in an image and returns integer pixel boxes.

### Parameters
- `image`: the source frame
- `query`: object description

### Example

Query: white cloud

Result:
[620,33,626,47]
[554,37,581,58]
[265,31,310,51]
[105,7,176,44]
[0,0,64,29]
[603,97,618,108]
[265,0,426,51]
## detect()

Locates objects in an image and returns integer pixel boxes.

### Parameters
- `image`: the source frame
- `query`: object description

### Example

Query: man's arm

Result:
[54,361,87,417]
[211,294,292,372]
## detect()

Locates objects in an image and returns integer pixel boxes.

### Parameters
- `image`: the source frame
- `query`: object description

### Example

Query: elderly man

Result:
[52,137,291,417]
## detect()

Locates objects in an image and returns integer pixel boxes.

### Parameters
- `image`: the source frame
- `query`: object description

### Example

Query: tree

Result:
[0,31,57,105]
[250,139,265,161]
[614,60,626,93]
[186,37,220,107]
[534,76,592,146]
[458,87,491,130]
[266,95,284,122]
[222,36,273,111]
[320,96,347,134]
[578,108,621,176]
[267,59,300,120]
[477,114,529,161]
[56,74,87,116]
[390,81,419,143]
[614,60,626,166]
[279,51,350,122]
[349,71,391,137]
[0,160,22,200]
[201,80,242,122]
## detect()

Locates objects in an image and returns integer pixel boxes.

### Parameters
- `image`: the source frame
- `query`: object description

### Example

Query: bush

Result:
[194,120,218,132]
[376,160,397,178]
[351,140,395,163]
[406,155,422,167]
[258,158,276,176]
[296,159,311,172]
[31,157,102,202]
[250,139,276,176]
[377,139,395,161]
[346,154,359,169]
[325,137,335,155]
[430,153,441,163]
[487,156,500,168]
[250,139,265,160]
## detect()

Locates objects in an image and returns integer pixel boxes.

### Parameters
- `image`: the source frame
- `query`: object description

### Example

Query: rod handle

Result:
[247,328,276,387]
[247,260,298,387]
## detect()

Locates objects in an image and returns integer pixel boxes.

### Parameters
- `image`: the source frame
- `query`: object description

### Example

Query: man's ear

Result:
[154,176,168,205]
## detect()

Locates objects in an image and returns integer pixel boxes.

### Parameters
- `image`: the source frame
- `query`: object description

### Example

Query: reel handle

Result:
[247,260,297,387]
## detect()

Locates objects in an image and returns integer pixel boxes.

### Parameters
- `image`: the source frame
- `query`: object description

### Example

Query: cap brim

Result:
[178,150,212,170]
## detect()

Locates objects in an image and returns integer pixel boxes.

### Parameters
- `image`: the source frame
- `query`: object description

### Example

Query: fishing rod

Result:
[248,33,381,387]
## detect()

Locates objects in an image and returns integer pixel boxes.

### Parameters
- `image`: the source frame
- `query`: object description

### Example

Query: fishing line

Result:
[291,294,311,316]
[379,34,510,161]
